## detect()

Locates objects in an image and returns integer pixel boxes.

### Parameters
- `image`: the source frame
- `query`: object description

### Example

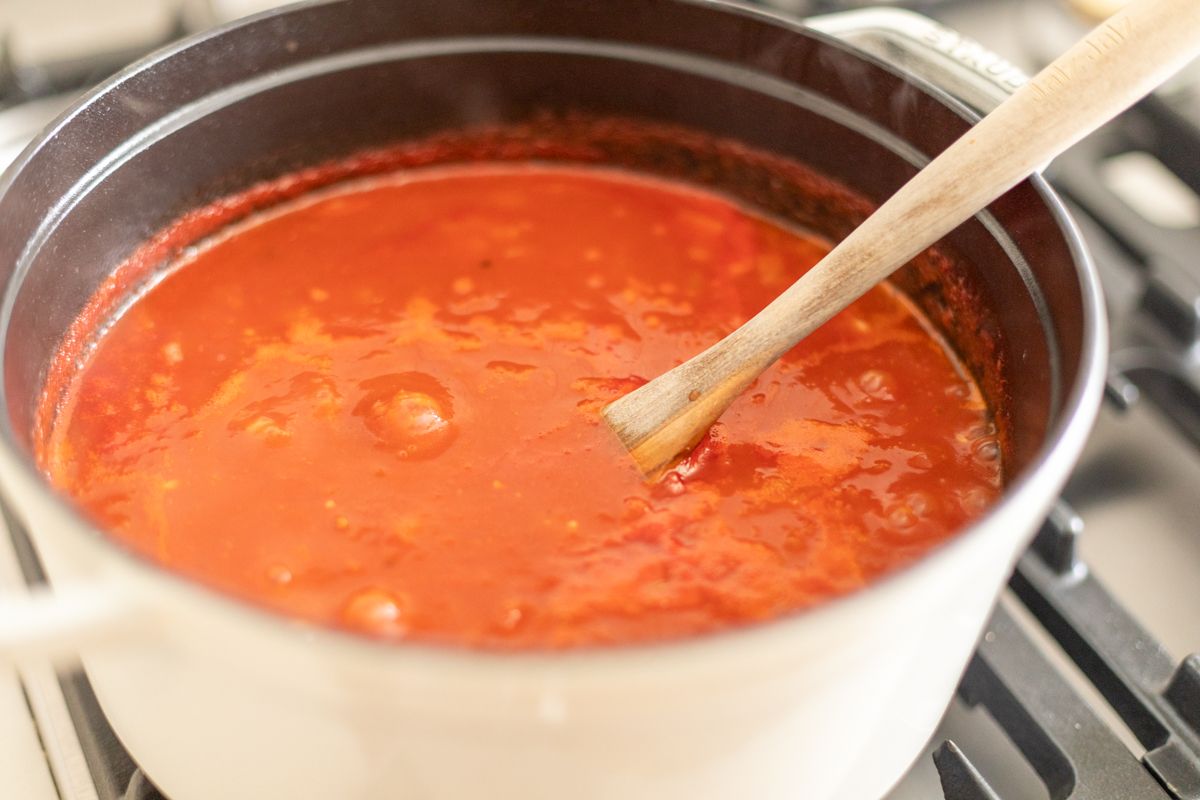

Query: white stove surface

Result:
[0,2,1196,799]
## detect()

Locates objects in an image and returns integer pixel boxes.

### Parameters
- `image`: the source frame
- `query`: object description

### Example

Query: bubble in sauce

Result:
[857,369,894,399]
[968,422,997,439]
[240,414,292,446]
[906,492,931,517]
[972,438,1001,463]
[497,602,530,633]
[162,341,183,365]
[621,497,653,521]
[888,506,918,529]
[658,472,686,497]
[353,372,456,459]
[266,564,293,586]
[959,485,992,514]
[340,588,410,638]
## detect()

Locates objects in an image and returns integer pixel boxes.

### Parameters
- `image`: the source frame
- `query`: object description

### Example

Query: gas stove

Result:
[0,2,1196,799]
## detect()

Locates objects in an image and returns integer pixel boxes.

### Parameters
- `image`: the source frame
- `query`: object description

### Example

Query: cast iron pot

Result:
[0,2,1104,798]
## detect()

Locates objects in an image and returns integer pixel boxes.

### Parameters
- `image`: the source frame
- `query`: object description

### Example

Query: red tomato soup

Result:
[41,165,1001,648]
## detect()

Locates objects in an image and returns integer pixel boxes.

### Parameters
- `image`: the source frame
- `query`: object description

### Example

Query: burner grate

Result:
[936,503,1200,800]
[1052,98,1200,451]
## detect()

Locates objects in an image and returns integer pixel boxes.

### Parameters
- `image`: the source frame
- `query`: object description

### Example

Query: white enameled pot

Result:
[0,3,1105,799]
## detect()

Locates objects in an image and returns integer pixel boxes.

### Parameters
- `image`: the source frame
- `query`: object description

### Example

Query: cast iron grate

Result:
[936,503,1200,800]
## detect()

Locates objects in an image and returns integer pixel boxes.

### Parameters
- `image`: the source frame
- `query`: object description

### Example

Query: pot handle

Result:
[0,584,142,664]
[804,8,1028,115]
[0,522,146,664]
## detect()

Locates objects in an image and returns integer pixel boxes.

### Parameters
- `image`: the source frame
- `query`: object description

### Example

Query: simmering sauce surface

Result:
[44,165,1001,648]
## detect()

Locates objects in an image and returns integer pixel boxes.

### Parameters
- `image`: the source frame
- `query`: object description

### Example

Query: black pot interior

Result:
[0,0,1084,482]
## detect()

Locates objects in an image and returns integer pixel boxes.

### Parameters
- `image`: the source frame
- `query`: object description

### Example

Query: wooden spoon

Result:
[603,0,1200,477]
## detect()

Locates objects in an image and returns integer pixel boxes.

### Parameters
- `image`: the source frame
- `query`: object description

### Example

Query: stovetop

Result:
[0,2,1197,799]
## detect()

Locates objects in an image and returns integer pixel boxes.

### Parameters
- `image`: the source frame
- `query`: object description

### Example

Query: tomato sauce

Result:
[42,165,1001,649]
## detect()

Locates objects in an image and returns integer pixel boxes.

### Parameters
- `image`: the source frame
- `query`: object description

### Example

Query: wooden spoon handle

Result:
[756,0,1200,358]
[604,0,1200,476]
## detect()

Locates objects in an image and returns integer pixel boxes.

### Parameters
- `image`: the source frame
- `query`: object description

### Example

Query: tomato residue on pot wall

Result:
[40,164,1001,649]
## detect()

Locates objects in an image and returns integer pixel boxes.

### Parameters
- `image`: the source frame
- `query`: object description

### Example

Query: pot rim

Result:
[0,0,1108,670]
